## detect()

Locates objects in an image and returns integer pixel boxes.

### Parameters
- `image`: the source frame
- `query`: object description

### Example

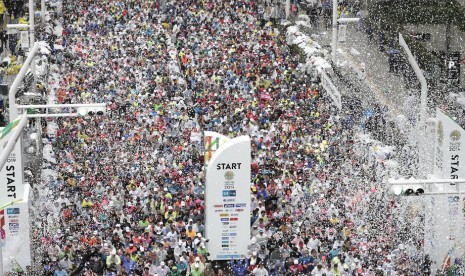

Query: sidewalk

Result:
[306,18,419,121]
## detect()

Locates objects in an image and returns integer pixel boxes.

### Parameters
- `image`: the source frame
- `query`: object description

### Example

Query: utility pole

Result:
[399,33,428,178]
[331,0,338,64]
[41,0,46,18]
[29,0,34,49]
[7,43,39,121]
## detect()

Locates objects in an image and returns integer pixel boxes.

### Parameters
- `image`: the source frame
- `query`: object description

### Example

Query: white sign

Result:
[20,31,29,50]
[2,199,31,273]
[436,108,465,179]
[424,109,465,272]
[321,70,342,110]
[205,134,251,260]
[0,141,24,210]
[424,194,465,273]
[338,25,347,42]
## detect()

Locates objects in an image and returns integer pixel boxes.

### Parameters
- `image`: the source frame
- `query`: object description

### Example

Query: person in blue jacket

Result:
[299,249,316,273]
[230,258,249,276]
[120,253,136,274]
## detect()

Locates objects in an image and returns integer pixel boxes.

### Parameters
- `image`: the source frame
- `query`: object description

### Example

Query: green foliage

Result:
[401,33,435,69]
[369,0,465,32]
[446,265,459,276]
[366,0,465,70]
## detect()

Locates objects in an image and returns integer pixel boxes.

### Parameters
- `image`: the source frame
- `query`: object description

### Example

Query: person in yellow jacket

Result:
[106,249,121,273]
[0,1,5,19]
[164,206,177,221]
[82,197,94,208]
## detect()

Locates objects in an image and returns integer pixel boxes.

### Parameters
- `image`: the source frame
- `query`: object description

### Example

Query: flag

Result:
[0,116,22,140]
[0,209,5,240]
[260,93,272,101]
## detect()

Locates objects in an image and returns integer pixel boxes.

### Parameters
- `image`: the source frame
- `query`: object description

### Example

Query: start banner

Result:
[204,133,251,260]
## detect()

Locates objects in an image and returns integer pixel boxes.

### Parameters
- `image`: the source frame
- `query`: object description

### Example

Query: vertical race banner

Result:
[436,108,465,179]
[424,194,464,274]
[205,134,251,260]
[426,109,465,272]
[0,117,30,273]
[0,117,25,209]
[2,199,32,272]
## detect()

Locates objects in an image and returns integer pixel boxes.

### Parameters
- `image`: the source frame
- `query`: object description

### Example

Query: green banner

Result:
[0,116,22,140]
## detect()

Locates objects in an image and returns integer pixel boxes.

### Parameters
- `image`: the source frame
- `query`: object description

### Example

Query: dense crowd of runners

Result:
[25,0,434,275]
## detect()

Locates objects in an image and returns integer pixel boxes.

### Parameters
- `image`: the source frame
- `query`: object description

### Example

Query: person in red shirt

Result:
[289,259,304,274]
[132,233,142,245]
[125,243,137,255]
[194,199,204,212]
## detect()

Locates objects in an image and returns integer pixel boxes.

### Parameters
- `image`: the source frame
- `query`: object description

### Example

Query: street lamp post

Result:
[331,0,360,65]
[41,0,46,18]
[8,43,40,121]
[398,33,428,178]
[285,0,290,20]
[332,0,338,64]
[29,0,34,49]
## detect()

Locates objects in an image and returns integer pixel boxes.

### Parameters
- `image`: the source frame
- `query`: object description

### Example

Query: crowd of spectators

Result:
[30,0,431,275]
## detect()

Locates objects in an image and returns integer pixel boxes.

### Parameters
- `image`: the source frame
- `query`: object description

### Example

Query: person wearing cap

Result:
[341,263,351,276]
[106,249,121,273]
[331,256,343,275]
[255,228,268,246]
[190,261,203,276]
[311,263,325,276]
[307,234,321,253]
[186,225,196,239]
[155,261,170,276]
[300,249,316,273]
[138,216,150,229]
[190,256,205,274]
[168,265,181,276]
[329,243,340,261]
[120,209,131,224]
[164,205,177,221]
[251,261,269,276]
[193,233,208,249]
[82,197,94,208]
[193,219,204,235]
[53,264,68,276]
[121,252,137,274]
[247,251,262,273]
[57,192,71,207]
[248,238,261,257]
[113,223,123,239]
[172,254,187,274]
[196,243,208,259]
[225,256,246,275]
[251,225,260,237]
[173,240,185,262]
[166,226,179,243]
[125,243,138,257]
